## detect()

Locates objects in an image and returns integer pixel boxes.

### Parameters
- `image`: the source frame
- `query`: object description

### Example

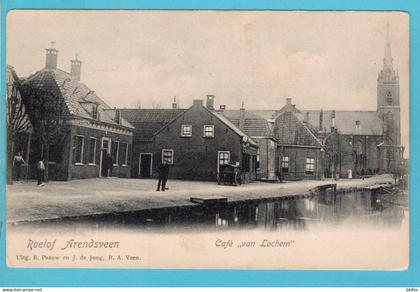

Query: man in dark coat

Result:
[156,161,170,191]
[105,153,113,177]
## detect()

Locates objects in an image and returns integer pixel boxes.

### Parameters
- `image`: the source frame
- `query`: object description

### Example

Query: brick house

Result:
[219,105,278,181]
[272,99,325,180]
[121,98,258,182]
[19,45,134,180]
[303,109,384,178]
[119,108,184,178]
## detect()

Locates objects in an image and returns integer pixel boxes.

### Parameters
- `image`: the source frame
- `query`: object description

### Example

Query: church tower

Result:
[377,22,401,146]
[377,23,402,172]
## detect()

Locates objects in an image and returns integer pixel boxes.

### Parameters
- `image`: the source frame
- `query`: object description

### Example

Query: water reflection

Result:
[11,189,407,233]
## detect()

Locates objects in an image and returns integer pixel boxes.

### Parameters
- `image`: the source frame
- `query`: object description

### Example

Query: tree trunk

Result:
[7,127,14,185]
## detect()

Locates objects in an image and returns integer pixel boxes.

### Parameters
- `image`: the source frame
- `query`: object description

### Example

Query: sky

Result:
[6,10,409,150]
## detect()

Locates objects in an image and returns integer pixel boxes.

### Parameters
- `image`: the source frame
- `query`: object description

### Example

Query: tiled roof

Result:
[219,110,274,138]
[120,109,185,141]
[22,68,133,129]
[209,109,258,146]
[221,107,383,137]
[302,110,383,136]
[121,106,258,146]
[240,106,383,135]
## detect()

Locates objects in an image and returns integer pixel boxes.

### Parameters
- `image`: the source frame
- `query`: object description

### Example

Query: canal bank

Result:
[7,174,397,224]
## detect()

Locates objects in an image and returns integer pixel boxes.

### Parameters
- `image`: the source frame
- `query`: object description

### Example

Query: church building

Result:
[220,24,404,180]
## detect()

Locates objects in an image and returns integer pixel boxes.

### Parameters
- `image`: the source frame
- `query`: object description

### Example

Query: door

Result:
[99,137,111,177]
[139,153,152,178]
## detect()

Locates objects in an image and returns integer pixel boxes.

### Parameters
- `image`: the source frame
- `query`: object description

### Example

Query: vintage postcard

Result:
[5,10,409,269]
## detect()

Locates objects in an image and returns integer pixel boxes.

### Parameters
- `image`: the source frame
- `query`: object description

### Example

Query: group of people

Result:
[14,151,171,190]
[13,151,45,186]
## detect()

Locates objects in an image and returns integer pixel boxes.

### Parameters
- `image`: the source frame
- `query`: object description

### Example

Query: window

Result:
[120,143,128,165]
[73,135,84,164]
[218,151,230,167]
[281,156,289,173]
[355,120,360,126]
[181,125,192,137]
[386,97,393,105]
[112,141,119,165]
[162,149,174,164]
[305,157,315,174]
[88,137,96,164]
[203,125,214,138]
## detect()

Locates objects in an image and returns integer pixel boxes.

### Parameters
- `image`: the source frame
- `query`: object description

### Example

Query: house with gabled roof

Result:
[19,45,134,180]
[270,98,326,180]
[219,103,278,181]
[121,98,259,182]
[120,108,185,178]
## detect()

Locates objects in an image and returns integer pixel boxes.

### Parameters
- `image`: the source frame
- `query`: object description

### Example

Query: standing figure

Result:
[156,161,170,191]
[105,153,113,178]
[13,151,25,181]
[37,159,45,186]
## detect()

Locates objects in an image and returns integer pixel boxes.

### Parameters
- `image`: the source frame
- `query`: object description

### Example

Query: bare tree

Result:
[6,73,32,184]
[20,80,69,182]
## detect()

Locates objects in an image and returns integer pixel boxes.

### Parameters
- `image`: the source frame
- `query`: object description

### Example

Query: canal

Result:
[12,187,408,234]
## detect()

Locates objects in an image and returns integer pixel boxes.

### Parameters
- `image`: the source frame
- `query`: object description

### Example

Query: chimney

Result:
[193,99,203,107]
[303,112,309,124]
[70,54,82,81]
[319,109,323,130]
[239,101,246,130]
[172,96,178,109]
[206,95,215,110]
[219,105,226,111]
[286,97,292,107]
[45,42,58,69]
[331,110,336,132]
[114,107,122,125]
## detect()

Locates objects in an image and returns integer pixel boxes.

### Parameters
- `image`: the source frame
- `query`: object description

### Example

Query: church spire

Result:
[383,22,393,71]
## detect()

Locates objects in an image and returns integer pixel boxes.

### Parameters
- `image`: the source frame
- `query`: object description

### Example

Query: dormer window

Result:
[91,104,99,120]
[80,101,100,120]
[355,120,362,134]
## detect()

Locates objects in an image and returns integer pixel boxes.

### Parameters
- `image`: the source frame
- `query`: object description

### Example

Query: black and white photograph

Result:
[5,10,409,269]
